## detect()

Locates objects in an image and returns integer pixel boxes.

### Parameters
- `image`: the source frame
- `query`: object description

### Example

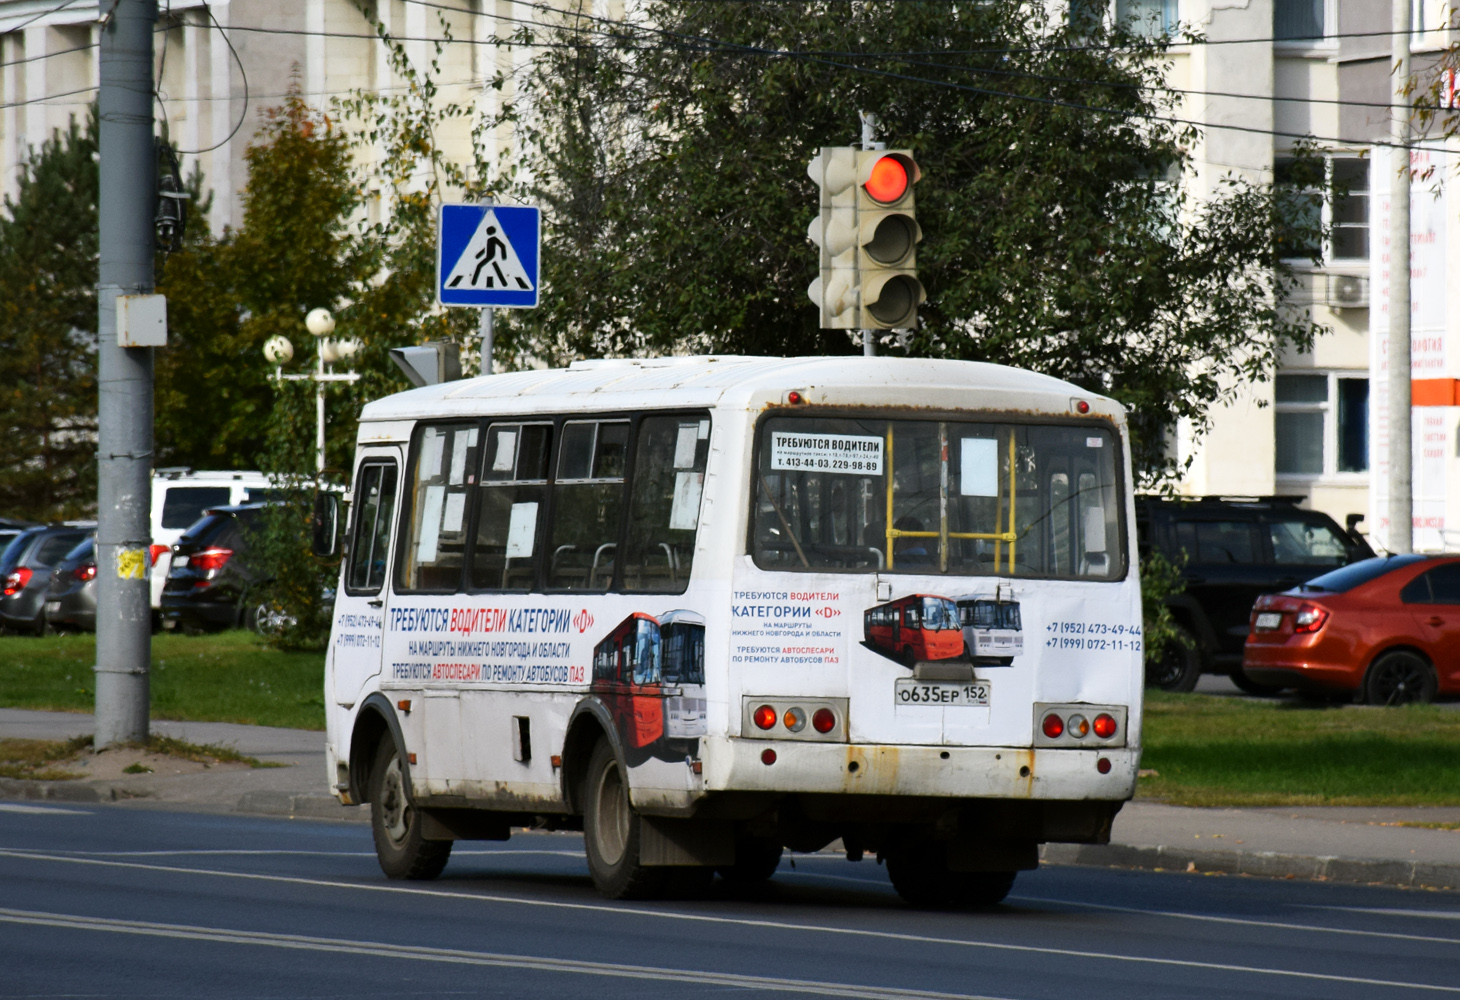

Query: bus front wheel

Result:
[583,739,668,899]
[369,739,452,880]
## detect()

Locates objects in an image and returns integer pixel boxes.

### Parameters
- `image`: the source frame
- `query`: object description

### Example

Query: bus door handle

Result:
[367,599,383,608]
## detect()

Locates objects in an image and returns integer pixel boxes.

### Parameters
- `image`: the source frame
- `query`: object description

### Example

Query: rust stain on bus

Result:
[1012,750,1035,797]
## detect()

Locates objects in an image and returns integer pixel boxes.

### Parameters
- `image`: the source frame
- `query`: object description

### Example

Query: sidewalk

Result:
[3,708,1458,889]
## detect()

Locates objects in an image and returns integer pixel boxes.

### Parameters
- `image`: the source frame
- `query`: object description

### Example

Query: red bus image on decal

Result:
[591,610,706,765]
[863,594,964,666]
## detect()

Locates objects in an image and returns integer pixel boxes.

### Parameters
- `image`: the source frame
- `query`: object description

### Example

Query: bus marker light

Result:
[787,390,805,405]
[396,700,412,713]
[1096,757,1112,774]
[550,755,562,770]
[1041,713,1064,739]
[407,753,417,765]
[1076,400,1090,414]
[1067,714,1089,738]
[812,708,836,733]
[1093,713,1118,739]
[784,707,807,732]
[761,748,777,765]
[691,760,703,774]
[753,705,777,730]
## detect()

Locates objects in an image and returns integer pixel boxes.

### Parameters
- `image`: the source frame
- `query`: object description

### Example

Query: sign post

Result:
[437,204,541,375]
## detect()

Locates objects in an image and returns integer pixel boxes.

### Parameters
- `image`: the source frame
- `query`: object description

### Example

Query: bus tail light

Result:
[761,749,777,765]
[741,697,846,741]
[783,707,807,732]
[812,708,836,734]
[1096,757,1112,774]
[1293,603,1328,634]
[1035,704,1127,748]
[753,705,777,730]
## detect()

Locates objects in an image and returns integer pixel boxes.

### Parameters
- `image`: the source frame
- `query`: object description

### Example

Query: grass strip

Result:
[0,733,275,781]
[0,630,325,730]
[1139,690,1460,807]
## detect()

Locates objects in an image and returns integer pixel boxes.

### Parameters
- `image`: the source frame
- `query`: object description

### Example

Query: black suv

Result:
[1137,496,1373,692]
[160,503,272,634]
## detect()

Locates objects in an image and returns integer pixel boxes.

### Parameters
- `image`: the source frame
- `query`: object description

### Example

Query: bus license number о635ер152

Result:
[894,678,991,707]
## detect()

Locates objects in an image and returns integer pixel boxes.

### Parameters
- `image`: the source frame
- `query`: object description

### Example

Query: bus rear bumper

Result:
[702,737,1138,802]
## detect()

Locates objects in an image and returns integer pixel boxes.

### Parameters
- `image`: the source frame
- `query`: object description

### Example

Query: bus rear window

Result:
[751,416,1124,580]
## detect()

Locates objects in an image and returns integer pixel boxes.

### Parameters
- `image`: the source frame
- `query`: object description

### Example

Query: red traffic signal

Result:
[863,155,910,204]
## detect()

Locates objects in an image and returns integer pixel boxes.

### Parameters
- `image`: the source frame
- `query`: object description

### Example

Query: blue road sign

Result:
[437,204,541,308]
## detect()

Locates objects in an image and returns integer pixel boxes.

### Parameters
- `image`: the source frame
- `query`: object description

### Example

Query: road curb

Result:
[1042,842,1460,890]
[0,777,125,803]
[233,791,366,821]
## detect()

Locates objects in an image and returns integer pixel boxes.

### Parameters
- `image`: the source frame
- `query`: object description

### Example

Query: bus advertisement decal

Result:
[729,589,845,669]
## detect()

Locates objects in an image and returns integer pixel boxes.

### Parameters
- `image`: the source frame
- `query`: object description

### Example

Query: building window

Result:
[1330,159,1368,261]
[1275,373,1368,477]
[1274,156,1368,263]
[1274,0,1325,40]
[1070,0,1178,34]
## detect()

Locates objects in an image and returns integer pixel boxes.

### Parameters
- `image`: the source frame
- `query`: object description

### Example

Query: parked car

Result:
[1136,496,1373,692]
[43,536,97,632]
[0,523,96,634]
[149,469,278,613]
[159,503,273,634]
[0,516,38,554]
[1243,554,1460,705]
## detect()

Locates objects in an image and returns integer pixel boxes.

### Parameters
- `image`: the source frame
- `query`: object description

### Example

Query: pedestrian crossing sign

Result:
[436,204,541,308]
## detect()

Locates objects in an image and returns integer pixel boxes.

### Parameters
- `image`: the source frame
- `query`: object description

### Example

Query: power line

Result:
[0,40,95,70]
[0,83,95,111]
[2,0,84,35]
[175,0,247,155]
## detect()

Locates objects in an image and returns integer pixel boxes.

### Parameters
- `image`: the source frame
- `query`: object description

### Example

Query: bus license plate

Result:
[894,678,991,707]
[1254,612,1283,631]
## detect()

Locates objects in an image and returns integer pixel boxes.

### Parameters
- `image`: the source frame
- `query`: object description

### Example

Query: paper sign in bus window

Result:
[506,501,538,558]
[1084,507,1108,553]
[670,472,703,531]
[674,423,699,469]
[442,492,466,533]
[449,427,477,485]
[770,432,882,474]
[422,430,446,481]
[960,438,999,496]
[418,485,446,561]
[492,430,516,472]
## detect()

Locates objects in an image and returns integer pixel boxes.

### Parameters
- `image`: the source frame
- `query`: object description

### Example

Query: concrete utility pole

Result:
[94,0,157,747]
[1388,0,1413,554]
[859,110,882,358]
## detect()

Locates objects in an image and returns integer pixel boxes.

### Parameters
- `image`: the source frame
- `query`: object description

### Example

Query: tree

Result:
[502,1,1325,480]
[0,116,100,520]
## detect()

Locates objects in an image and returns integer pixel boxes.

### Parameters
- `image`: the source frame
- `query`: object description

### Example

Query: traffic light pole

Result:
[94,0,157,747]
[860,110,882,358]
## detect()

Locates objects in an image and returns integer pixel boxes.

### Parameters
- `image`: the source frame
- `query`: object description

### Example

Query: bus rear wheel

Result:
[886,840,1018,908]
[369,739,452,880]
[582,739,668,899]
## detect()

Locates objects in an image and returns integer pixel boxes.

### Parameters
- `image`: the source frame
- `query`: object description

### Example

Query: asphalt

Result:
[3,705,1458,891]
[8,807,1458,1000]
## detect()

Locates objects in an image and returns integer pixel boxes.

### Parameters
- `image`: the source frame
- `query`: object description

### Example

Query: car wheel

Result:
[1145,625,1202,692]
[369,739,452,880]
[582,739,669,899]
[1229,669,1286,697]
[1364,651,1438,706]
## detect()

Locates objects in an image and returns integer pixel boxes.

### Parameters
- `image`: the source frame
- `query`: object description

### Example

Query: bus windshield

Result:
[752,415,1123,580]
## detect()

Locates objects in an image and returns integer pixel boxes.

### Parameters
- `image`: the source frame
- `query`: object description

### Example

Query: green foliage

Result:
[1140,548,1189,665]
[0,630,326,730]
[0,115,99,519]
[501,1,1326,481]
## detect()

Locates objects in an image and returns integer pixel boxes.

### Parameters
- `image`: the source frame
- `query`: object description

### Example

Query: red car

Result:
[1242,554,1460,704]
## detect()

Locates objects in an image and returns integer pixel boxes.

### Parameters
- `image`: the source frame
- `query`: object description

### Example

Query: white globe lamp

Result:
[305,308,335,338]
[263,335,294,364]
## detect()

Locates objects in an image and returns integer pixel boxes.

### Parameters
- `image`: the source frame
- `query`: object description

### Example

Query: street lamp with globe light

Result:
[265,309,361,474]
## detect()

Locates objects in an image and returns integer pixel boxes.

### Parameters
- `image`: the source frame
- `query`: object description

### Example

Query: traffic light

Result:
[854,150,923,329]
[806,147,860,328]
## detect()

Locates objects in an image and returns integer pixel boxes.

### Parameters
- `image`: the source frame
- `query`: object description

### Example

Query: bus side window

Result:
[548,420,629,590]
[471,423,551,591]
[398,423,480,593]
[346,462,397,593]
[623,415,710,593]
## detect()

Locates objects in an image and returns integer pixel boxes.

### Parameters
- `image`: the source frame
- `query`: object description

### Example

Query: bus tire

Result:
[716,836,782,884]
[369,739,452,881]
[887,840,1017,909]
[582,739,667,900]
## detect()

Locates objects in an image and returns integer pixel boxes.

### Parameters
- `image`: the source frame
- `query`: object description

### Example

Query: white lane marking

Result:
[780,870,894,888]
[1301,906,1460,922]
[0,804,90,815]
[0,907,1009,1000]
[1,849,1455,993]
[50,848,582,859]
[1007,896,1460,947]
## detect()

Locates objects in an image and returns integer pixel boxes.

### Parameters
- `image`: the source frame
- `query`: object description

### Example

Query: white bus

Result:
[320,356,1142,906]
